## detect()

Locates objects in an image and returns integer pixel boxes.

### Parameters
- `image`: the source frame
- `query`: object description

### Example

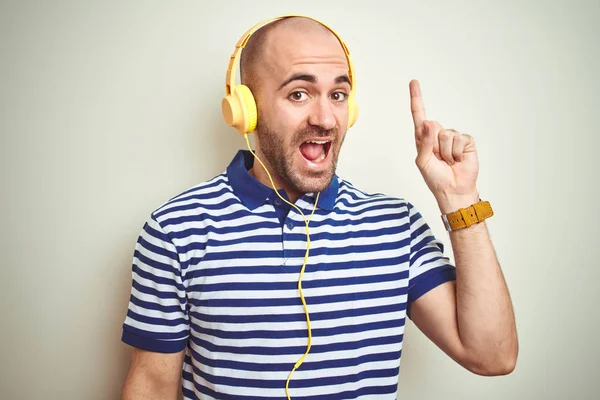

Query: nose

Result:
[307,96,336,131]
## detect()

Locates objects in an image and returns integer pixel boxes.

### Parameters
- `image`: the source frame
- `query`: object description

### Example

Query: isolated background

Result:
[1,0,599,398]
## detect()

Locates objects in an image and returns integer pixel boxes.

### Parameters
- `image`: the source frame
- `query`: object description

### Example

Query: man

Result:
[120,16,518,400]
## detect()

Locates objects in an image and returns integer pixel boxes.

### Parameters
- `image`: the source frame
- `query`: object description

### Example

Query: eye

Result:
[289,91,309,102]
[331,91,348,102]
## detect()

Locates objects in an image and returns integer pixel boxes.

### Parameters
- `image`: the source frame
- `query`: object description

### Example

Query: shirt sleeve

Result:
[121,214,190,353]
[406,201,456,318]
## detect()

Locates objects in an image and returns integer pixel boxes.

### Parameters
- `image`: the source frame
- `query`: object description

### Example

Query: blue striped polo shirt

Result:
[122,149,456,399]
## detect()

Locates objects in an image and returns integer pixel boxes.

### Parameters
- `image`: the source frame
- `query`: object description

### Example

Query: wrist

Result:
[436,191,480,215]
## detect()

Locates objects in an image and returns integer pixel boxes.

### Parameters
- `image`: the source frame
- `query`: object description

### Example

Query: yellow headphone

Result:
[221,15,359,134]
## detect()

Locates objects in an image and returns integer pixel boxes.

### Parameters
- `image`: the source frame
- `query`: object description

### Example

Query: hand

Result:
[409,80,480,213]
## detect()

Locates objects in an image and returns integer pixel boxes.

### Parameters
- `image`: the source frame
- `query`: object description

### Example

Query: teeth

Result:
[308,140,328,144]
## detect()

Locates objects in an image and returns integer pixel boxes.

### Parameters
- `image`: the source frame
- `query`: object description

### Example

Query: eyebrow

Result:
[278,73,351,90]
[335,75,351,86]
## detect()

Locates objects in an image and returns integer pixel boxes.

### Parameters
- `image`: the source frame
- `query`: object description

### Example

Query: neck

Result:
[248,153,302,203]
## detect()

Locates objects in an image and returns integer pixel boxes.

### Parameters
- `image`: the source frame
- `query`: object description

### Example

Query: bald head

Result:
[240,17,344,94]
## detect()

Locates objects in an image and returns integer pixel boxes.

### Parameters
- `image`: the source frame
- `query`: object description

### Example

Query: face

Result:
[253,26,351,196]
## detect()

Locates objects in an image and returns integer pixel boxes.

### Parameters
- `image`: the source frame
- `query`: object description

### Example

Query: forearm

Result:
[121,372,179,400]
[121,348,183,400]
[448,217,518,374]
[122,374,179,400]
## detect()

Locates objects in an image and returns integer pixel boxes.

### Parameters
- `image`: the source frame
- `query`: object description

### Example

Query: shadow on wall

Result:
[107,87,243,397]
[107,253,141,399]
[186,74,252,183]
[197,107,250,178]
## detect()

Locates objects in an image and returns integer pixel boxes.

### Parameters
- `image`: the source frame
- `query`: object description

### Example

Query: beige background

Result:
[1,0,599,399]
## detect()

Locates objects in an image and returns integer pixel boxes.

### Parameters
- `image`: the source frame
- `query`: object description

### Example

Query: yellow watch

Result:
[441,200,493,232]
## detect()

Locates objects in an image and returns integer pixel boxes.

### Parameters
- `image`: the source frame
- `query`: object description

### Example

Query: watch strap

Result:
[441,200,493,232]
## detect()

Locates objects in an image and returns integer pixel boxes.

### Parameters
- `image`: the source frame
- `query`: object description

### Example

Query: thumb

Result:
[416,120,435,160]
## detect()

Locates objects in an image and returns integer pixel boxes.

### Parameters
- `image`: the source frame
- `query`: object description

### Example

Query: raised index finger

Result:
[409,79,426,136]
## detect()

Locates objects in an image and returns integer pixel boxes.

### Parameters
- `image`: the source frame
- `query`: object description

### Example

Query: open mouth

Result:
[299,140,332,163]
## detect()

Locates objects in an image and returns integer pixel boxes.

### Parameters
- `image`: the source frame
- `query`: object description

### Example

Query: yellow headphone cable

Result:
[243,133,319,400]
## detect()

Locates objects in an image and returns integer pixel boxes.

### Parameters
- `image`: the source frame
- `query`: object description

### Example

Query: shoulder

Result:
[148,172,235,225]
[336,177,411,211]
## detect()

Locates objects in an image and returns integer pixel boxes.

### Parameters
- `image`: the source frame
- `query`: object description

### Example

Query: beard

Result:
[255,122,344,194]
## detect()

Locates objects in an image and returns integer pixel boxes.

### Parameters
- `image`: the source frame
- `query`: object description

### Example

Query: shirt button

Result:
[286,222,294,230]
[274,199,282,206]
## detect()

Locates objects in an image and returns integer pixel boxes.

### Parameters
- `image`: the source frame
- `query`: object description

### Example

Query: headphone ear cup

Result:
[235,85,258,133]
[347,92,358,129]
[222,85,258,134]
[222,93,244,134]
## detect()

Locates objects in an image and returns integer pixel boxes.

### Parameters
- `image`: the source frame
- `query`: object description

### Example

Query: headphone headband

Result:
[225,15,354,96]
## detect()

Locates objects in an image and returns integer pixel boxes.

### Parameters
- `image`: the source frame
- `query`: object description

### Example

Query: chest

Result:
[183,216,412,326]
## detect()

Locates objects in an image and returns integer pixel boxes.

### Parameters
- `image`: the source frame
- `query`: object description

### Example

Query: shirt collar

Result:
[226,150,338,211]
